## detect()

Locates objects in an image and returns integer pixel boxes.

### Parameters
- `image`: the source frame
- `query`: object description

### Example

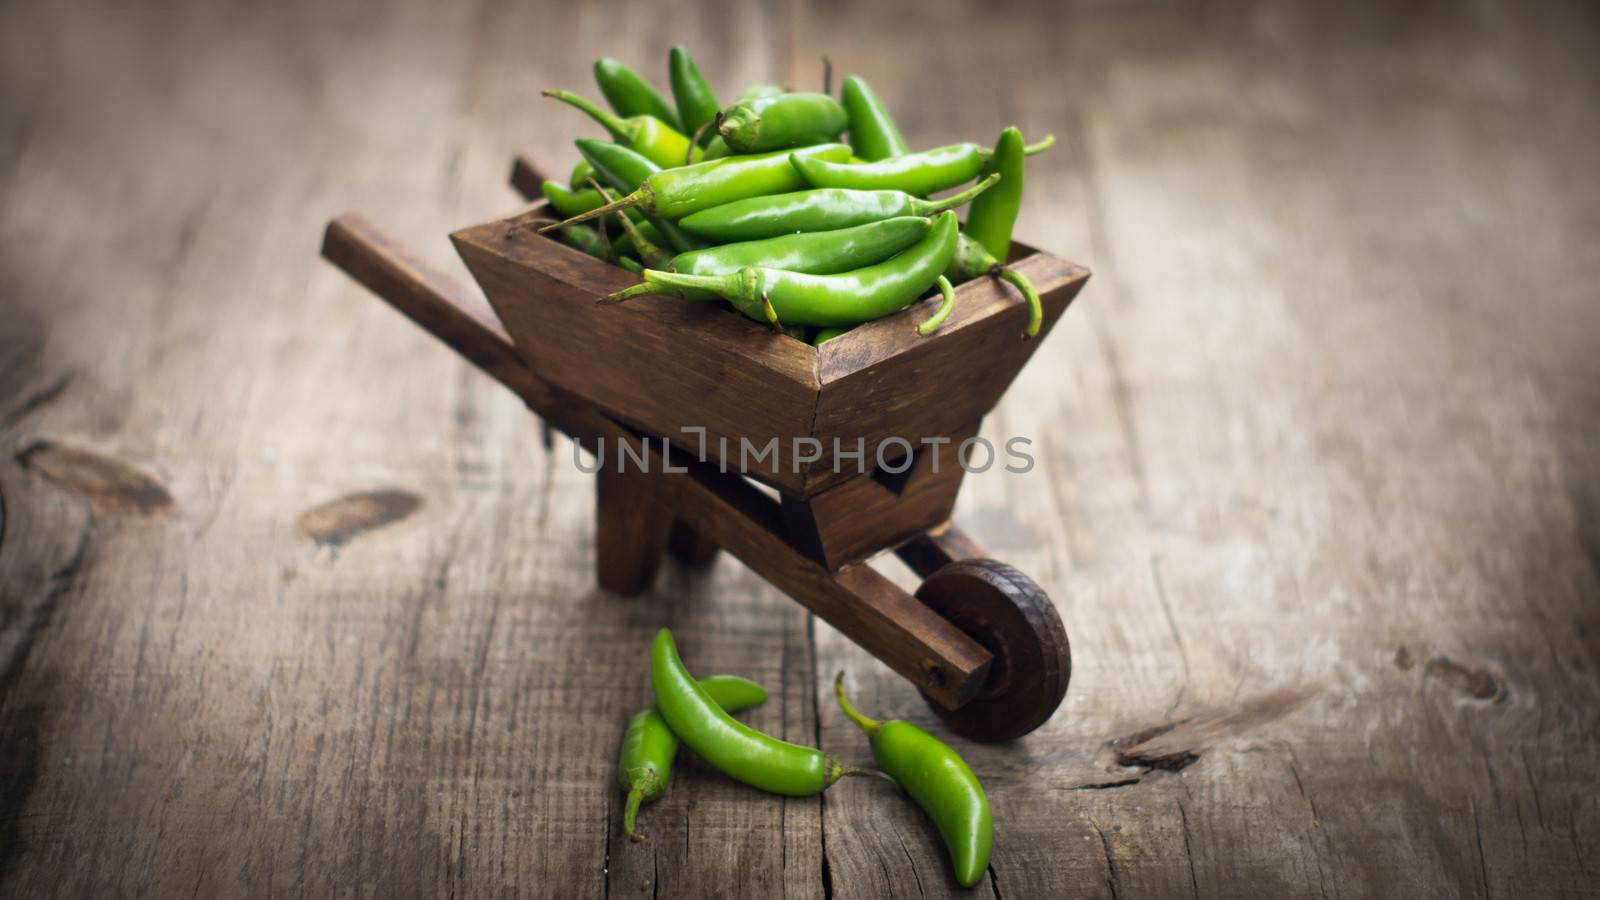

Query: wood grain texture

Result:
[4,0,1600,897]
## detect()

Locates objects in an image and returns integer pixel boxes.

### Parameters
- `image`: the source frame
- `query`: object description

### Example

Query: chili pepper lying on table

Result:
[676,172,999,242]
[593,57,682,132]
[601,216,935,304]
[789,134,1054,197]
[543,89,700,170]
[652,629,867,795]
[618,674,767,842]
[540,143,852,232]
[617,211,961,330]
[947,126,1043,337]
[717,91,849,152]
[835,673,993,888]
[840,75,908,162]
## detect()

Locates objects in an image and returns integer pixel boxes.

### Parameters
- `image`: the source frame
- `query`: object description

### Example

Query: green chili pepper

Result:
[965,126,1026,263]
[702,135,732,160]
[569,159,596,189]
[947,233,1042,338]
[603,217,935,305]
[542,180,604,219]
[544,89,700,171]
[812,327,848,345]
[541,143,852,233]
[668,47,720,147]
[840,75,908,162]
[790,135,1054,197]
[575,139,705,254]
[593,57,682,131]
[651,629,863,796]
[609,218,668,262]
[552,223,610,261]
[834,673,993,888]
[629,211,960,329]
[619,674,768,842]
[677,172,998,243]
[718,92,849,153]
[916,275,957,336]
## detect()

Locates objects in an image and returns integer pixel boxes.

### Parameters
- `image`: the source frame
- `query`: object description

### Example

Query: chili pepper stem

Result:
[912,172,1002,217]
[832,672,883,737]
[543,89,632,143]
[1023,134,1056,156]
[538,182,653,233]
[592,180,669,268]
[623,788,646,842]
[598,282,672,304]
[823,761,876,787]
[688,120,714,164]
[998,267,1043,337]
[916,275,957,336]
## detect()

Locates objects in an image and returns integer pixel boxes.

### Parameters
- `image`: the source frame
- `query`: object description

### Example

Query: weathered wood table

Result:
[2,1,1597,896]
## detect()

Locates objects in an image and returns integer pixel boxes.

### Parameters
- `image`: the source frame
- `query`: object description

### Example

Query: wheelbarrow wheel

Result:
[915,559,1070,742]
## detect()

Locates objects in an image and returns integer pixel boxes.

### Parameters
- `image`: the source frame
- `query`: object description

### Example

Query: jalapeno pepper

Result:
[676,173,998,243]
[541,180,604,220]
[541,142,852,233]
[630,210,961,329]
[835,674,993,888]
[569,159,596,189]
[668,47,720,147]
[949,127,1043,337]
[790,134,1054,197]
[602,217,935,305]
[840,75,908,162]
[964,126,1026,261]
[717,91,849,153]
[575,139,705,254]
[651,629,863,796]
[618,674,767,842]
[593,57,682,132]
[544,89,700,170]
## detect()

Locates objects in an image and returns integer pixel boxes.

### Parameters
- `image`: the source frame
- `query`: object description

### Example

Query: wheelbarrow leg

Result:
[666,522,720,567]
[595,466,675,595]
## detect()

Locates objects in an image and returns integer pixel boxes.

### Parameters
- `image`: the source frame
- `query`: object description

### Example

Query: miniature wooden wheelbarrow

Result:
[318,156,1089,741]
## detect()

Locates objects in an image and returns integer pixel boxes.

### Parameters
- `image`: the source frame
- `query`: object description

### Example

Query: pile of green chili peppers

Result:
[619,629,995,888]
[537,49,1054,341]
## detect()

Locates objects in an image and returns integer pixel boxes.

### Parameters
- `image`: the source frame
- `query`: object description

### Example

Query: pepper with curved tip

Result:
[593,57,681,131]
[965,126,1027,262]
[677,173,999,243]
[626,211,960,329]
[651,629,865,796]
[602,217,934,305]
[840,75,908,161]
[618,674,768,843]
[541,143,852,233]
[575,139,705,254]
[834,673,993,888]
[668,47,720,146]
[569,159,596,189]
[544,89,700,170]
[916,276,957,336]
[718,92,849,153]
[946,233,1043,338]
[790,135,1054,196]
[541,180,604,220]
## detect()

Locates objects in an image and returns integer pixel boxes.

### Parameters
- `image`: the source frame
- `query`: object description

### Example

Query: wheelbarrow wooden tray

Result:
[451,208,1089,499]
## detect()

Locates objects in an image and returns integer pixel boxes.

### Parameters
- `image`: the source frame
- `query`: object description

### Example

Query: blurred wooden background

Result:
[3,0,1599,896]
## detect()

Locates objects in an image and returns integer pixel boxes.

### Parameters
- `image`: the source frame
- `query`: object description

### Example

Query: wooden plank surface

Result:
[3,0,1599,897]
